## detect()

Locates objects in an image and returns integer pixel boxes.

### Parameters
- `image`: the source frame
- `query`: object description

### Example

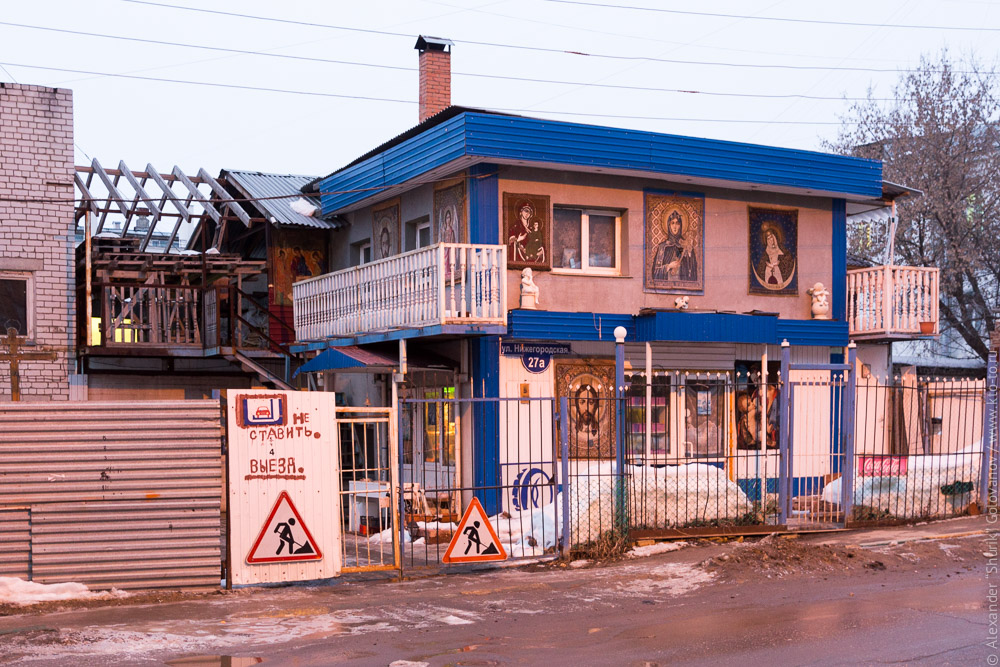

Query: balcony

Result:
[293,243,507,342]
[847,265,940,340]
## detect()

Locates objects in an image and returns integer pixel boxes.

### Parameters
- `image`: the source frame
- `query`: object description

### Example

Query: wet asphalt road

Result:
[0,519,993,666]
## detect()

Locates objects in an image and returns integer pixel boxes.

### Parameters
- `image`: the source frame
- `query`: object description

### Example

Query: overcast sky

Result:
[2,0,997,179]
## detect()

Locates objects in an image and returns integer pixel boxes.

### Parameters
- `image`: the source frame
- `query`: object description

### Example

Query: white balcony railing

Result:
[293,243,507,341]
[847,265,940,338]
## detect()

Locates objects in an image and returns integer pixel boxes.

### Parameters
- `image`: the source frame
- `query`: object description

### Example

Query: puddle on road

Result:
[165,657,263,667]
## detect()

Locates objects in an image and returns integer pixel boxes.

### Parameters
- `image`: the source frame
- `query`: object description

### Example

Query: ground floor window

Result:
[626,372,727,461]
[0,272,32,337]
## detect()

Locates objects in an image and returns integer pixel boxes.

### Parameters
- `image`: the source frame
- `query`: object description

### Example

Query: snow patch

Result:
[616,563,715,597]
[0,577,129,606]
[627,541,689,558]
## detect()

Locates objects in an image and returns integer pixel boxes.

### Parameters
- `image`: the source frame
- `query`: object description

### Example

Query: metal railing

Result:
[293,243,507,341]
[847,265,939,338]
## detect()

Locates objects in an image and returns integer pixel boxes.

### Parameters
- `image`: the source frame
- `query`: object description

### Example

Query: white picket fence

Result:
[293,243,507,341]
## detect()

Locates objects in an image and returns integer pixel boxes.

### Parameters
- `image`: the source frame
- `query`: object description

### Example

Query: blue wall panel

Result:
[470,337,501,515]
[507,310,636,342]
[831,198,847,322]
[636,311,776,344]
[468,163,499,244]
[775,319,849,346]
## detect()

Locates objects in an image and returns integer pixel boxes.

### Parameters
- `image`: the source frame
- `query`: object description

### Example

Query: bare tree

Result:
[828,52,1000,361]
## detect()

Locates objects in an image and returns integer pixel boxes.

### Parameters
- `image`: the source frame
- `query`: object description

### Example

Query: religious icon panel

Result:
[644,192,705,294]
[372,200,400,261]
[748,206,798,295]
[555,359,616,459]
[503,193,551,271]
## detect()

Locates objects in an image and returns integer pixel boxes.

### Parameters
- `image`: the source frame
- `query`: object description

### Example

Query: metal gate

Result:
[337,406,400,572]
[398,396,567,569]
[779,343,855,530]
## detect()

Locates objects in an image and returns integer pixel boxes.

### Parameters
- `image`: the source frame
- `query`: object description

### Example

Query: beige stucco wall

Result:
[499,166,834,320]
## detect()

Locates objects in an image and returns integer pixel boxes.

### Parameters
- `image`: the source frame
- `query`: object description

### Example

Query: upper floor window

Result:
[552,208,620,274]
[416,221,432,249]
[352,241,372,266]
[0,271,33,338]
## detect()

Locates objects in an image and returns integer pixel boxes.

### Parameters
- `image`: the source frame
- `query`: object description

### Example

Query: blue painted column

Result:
[778,340,791,525]
[468,163,502,514]
[832,199,847,322]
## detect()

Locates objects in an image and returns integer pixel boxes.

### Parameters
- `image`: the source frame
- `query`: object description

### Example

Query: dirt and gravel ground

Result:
[0,516,993,665]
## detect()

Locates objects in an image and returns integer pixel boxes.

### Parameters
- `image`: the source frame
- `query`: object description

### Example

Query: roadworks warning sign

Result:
[442,496,508,564]
[247,491,323,564]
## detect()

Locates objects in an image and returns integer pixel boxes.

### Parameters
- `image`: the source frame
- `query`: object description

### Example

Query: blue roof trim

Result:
[318,111,882,214]
[319,114,468,214]
[507,309,848,346]
[466,114,881,197]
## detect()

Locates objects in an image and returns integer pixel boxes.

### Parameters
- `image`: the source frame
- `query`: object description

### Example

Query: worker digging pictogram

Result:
[247,491,323,564]
[442,497,507,564]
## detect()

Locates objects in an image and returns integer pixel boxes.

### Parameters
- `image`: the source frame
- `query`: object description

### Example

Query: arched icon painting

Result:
[748,206,798,295]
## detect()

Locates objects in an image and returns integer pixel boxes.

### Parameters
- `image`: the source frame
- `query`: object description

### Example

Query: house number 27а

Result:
[521,352,551,374]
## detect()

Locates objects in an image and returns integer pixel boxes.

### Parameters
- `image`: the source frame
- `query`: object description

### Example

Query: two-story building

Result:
[291,38,939,521]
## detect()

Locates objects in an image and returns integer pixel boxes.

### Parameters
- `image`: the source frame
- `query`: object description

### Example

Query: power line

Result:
[539,0,1000,32]
[0,61,860,125]
[0,21,916,102]
[117,0,991,74]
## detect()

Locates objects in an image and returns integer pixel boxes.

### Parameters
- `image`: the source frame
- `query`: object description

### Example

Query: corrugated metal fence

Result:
[0,400,223,591]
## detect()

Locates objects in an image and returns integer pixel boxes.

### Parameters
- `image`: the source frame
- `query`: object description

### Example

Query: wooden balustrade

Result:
[100,284,202,346]
[293,243,507,341]
[847,265,939,339]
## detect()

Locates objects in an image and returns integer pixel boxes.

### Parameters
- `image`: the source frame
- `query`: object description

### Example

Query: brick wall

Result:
[0,83,75,401]
[418,49,451,123]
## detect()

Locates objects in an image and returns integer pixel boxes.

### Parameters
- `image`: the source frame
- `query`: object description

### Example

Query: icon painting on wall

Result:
[644,192,704,294]
[503,193,551,271]
[434,182,466,245]
[555,359,616,459]
[372,200,400,260]
[748,207,798,295]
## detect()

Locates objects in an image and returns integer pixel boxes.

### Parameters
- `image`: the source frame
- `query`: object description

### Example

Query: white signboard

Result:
[228,390,341,585]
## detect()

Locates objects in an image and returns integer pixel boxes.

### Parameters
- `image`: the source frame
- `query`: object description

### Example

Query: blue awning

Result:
[294,346,398,377]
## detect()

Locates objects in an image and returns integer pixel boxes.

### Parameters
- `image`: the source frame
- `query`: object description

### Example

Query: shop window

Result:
[734,361,781,451]
[552,208,620,274]
[627,372,730,461]
[0,272,32,338]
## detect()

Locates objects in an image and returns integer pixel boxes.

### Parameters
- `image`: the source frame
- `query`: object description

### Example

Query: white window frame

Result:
[551,207,621,275]
[354,241,372,266]
[0,270,34,340]
[416,221,433,249]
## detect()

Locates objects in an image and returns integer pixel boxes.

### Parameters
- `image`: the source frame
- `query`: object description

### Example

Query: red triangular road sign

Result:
[247,491,323,564]
[442,497,507,564]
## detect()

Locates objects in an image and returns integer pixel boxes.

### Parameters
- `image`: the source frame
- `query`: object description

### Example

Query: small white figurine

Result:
[807,282,831,319]
[519,267,539,310]
[674,296,689,310]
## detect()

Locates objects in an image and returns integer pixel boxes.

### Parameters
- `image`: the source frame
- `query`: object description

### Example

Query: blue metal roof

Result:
[317,110,882,215]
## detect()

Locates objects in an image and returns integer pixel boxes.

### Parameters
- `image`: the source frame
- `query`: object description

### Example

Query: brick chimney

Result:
[415,35,453,123]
